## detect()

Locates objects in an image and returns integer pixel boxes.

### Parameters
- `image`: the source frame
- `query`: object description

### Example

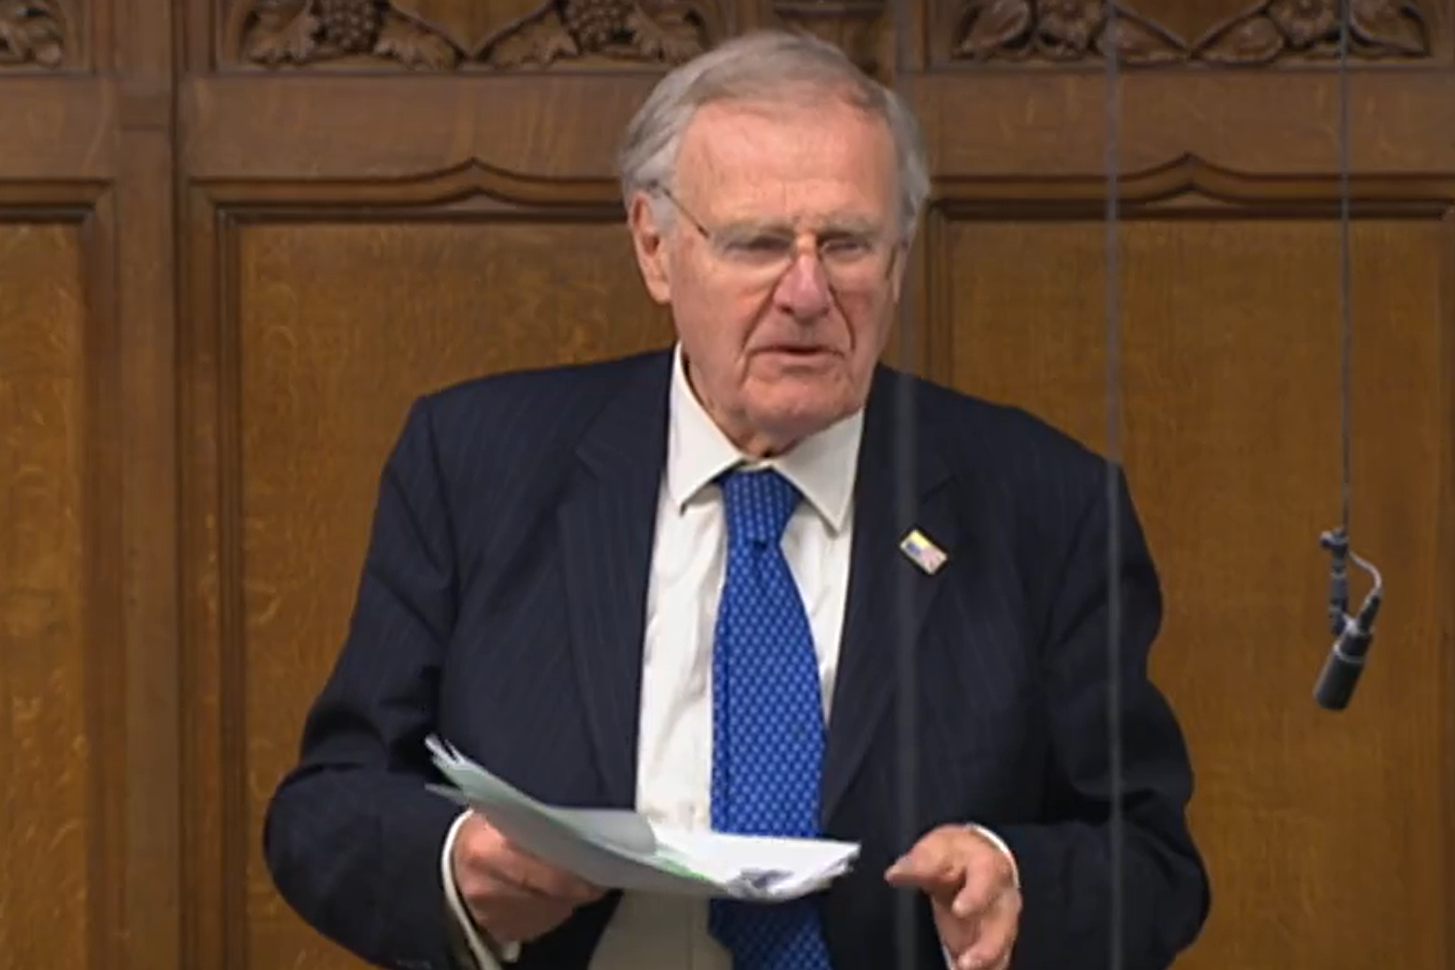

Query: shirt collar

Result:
[665,344,862,533]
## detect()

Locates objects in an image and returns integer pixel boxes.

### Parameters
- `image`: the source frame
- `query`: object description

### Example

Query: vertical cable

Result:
[1336,0,1353,539]
[888,1,919,967]
[1101,5,1125,970]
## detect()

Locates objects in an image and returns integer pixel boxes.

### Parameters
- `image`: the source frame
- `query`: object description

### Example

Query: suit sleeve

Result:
[262,396,474,970]
[995,466,1210,970]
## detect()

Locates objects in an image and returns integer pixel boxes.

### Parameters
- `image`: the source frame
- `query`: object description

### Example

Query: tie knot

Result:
[721,468,801,545]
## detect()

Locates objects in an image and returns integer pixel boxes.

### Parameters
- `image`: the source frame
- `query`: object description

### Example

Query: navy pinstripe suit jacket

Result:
[263,348,1209,970]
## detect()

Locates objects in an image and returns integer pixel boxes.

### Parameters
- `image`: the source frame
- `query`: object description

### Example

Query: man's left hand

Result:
[885,825,1022,970]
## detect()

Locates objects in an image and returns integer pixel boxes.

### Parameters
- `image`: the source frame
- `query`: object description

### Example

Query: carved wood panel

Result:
[221,0,727,69]
[0,0,73,69]
[942,0,1438,66]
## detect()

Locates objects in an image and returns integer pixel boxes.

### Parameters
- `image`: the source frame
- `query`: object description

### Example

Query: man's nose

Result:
[773,250,833,318]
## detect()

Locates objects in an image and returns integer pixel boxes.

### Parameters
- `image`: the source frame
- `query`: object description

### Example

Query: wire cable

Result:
[887,1,921,966]
[1101,5,1126,968]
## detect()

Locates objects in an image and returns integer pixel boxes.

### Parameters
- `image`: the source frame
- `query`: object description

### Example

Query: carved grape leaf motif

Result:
[955,0,1190,64]
[390,0,546,59]
[0,0,66,69]
[241,1,323,64]
[952,0,1431,66]
[227,0,716,70]
[372,11,460,68]
[956,0,1031,59]
[627,4,702,62]
[1349,0,1428,53]
[1197,0,1431,62]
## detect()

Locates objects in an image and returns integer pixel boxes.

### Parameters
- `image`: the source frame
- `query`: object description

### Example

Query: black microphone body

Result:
[1314,628,1369,711]
[1314,593,1381,711]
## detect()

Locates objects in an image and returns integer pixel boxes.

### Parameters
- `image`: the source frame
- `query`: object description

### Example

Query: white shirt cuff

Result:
[441,810,521,966]
[968,823,1020,889]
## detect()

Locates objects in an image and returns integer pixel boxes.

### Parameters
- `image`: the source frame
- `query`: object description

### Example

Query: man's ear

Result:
[628,194,672,304]
[888,235,912,305]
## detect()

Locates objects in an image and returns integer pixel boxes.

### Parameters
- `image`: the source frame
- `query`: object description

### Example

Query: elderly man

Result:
[263,28,1209,970]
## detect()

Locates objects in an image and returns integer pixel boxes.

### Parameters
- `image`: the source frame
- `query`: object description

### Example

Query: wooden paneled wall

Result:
[2,2,1452,969]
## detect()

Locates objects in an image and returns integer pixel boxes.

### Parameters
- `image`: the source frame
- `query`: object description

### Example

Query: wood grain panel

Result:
[4,0,182,967]
[0,221,91,970]
[908,70,1455,179]
[940,213,1452,970]
[0,80,116,180]
[182,212,675,969]
[180,70,1455,183]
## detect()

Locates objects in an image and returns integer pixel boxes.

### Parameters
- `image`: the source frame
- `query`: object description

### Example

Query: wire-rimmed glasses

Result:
[652,184,901,294]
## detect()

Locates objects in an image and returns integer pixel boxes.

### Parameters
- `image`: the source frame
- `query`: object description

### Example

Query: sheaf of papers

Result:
[426,735,860,902]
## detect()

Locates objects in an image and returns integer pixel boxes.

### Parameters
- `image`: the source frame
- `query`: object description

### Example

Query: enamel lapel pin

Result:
[899,528,948,576]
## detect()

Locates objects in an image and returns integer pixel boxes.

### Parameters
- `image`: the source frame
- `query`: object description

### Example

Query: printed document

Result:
[426,735,860,902]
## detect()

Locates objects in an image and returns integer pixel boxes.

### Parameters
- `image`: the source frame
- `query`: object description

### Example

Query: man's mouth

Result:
[758,345,836,357]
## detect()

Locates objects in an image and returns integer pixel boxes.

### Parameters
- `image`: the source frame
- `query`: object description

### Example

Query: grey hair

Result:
[616,29,931,239]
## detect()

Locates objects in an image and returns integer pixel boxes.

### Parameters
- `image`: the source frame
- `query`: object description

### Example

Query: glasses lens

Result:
[713,242,893,292]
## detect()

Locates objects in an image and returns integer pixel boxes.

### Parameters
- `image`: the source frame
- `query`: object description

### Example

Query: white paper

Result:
[426,735,859,901]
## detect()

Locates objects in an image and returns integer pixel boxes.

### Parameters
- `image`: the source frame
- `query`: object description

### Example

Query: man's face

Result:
[628,95,906,456]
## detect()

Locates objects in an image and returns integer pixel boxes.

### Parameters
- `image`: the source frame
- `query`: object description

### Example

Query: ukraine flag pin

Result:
[899,528,948,575]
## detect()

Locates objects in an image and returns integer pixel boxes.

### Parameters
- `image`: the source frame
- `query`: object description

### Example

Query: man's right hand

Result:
[450,812,606,946]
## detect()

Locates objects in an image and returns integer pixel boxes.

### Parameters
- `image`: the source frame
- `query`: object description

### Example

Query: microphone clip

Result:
[1319,527,1350,635]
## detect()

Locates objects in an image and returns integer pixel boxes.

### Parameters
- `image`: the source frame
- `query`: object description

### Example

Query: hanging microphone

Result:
[1315,2,1383,713]
[1313,528,1384,711]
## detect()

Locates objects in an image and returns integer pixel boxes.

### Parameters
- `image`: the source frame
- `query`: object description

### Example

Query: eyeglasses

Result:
[652,185,901,293]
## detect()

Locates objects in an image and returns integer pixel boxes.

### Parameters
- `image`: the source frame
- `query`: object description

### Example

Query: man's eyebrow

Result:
[715,214,883,236]
[821,215,881,235]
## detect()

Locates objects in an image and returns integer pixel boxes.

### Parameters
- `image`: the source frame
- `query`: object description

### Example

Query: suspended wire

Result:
[1337,0,1353,538]
[1101,4,1125,969]
[887,0,919,966]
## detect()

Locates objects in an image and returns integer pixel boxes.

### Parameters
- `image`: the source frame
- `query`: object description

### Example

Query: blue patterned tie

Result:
[709,468,833,970]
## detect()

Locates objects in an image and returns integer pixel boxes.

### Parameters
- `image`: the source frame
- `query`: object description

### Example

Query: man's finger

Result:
[459,818,602,904]
[950,870,998,918]
[481,847,600,903]
[509,852,600,902]
[951,891,1021,970]
[468,859,551,900]
[949,833,1017,916]
[885,840,963,894]
[930,897,980,958]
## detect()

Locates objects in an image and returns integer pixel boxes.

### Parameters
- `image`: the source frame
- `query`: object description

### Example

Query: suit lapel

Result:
[557,353,672,810]
[821,368,954,826]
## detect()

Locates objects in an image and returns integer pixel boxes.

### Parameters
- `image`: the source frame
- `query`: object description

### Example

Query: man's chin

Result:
[746,396,855,445]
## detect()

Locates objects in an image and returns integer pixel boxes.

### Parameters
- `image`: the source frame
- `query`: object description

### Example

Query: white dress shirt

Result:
[441,346,1013,969]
